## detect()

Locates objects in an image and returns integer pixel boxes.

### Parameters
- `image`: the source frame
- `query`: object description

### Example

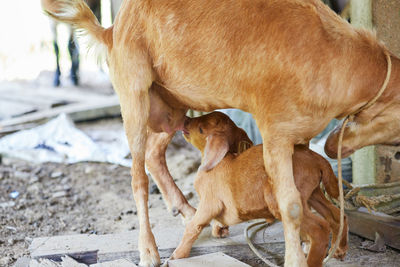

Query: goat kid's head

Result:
[183,112,253,172]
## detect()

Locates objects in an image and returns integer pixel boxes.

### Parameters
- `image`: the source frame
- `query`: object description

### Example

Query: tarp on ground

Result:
[0,113,131,167]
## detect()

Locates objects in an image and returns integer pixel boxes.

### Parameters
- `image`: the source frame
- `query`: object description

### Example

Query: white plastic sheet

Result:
[0,114,131,167]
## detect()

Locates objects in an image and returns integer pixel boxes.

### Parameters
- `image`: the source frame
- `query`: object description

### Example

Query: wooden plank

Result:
[0,86,111,104]
[29,222,285,267]
[0,96,120,129]
[0,83,116,124]
[347,207,400,250]
[0,100,39,121]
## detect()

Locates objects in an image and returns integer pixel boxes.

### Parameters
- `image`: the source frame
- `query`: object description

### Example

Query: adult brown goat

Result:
[45,0,398,266]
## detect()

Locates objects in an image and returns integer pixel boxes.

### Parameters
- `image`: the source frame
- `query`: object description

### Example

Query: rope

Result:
[324,50,392,264]
[245,221,280,267]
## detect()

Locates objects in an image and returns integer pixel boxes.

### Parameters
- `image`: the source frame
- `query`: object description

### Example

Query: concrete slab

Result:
[29,220,285,266]
[167,252,250,267]
[90,258,137,267]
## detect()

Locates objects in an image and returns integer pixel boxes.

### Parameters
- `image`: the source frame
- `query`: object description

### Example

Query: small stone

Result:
[63,185,72,191]
[7,238,15,245]
[27,184,40,194]
[49,198,59,205]
[184,191,194,200]
[149,184,160,194]
[114,215,122,221]
[0,256,11,266]
[85,166,94,174]
[28,176,39,184]
[0,201,15,208]
[14,171,30,180]
[51,191,67,198]
[50,171,63,179]
[32,166,42,175]
[5,226,17,233]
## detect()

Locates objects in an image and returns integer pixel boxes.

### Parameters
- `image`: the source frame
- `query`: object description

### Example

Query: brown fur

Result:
[176,112,348,267]
[44,1,399,266]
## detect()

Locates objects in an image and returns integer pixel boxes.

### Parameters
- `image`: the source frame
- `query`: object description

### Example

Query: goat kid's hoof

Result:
[139,247,161,267]
[170,250,188,260]
[332,246,347,260]
[212,225,229,238]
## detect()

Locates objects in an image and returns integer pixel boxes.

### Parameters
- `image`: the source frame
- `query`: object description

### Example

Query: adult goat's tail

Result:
[44,0,113,50]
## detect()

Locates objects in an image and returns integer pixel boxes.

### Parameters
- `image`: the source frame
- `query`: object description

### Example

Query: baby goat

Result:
[175,112,348,267]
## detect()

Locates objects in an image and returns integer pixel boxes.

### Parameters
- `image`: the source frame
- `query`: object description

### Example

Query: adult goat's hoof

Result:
[139,247,161,267]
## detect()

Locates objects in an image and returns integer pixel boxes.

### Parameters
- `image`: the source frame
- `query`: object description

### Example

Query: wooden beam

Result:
[347,208,400,250]
[0,96,120,131]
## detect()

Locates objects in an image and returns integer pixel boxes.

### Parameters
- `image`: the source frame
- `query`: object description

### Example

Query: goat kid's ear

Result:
[199,134,229,172]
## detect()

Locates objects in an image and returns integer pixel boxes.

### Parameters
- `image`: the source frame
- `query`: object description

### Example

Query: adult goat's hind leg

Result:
[146,131,196,221]
[258,128,307,267]
[110,50,159,267]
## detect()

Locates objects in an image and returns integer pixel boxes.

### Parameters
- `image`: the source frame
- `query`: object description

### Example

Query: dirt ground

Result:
[0,119,201,266]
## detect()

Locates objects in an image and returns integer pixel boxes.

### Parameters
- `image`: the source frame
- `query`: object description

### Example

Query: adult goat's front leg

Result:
[260,133,307,267]
[146,131,196,221]
[112,61,159,267]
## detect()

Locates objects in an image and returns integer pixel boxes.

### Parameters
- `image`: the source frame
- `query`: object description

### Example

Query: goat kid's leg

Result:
[259,132,307,267]
[171,201,217,259]
[301,205,330,267]
[310,189,348,259]
[145,131,196,221]
[110,54,159,267]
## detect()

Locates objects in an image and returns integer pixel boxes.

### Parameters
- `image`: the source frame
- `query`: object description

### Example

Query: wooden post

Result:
[350,0,373,29]
[350,0,373,185]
